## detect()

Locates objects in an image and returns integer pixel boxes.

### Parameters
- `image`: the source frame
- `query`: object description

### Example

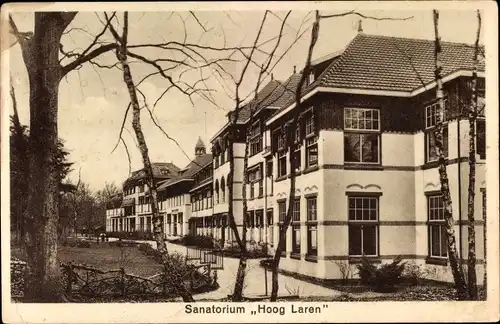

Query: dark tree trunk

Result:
[433,10,468,300]
[270,11,320,302]
[22,12,77,302]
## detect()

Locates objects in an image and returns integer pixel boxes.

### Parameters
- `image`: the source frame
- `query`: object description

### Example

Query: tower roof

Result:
[195,136,205,148]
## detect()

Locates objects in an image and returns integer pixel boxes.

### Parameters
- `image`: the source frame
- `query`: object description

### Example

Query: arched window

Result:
[220,177,226,203]
[215,179,220,204]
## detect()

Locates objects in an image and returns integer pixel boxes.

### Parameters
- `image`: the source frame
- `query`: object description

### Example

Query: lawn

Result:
[12,242,164,277]
[58,243,163,277]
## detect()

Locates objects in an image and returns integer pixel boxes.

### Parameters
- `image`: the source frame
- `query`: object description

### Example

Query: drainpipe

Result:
[456,82,463,263]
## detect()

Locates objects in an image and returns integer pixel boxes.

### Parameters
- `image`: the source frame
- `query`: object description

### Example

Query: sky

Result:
[6,7,486,191]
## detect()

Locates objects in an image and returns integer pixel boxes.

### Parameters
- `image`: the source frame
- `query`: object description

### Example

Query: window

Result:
[292,198,301,254]
[344,108,380,164]
[292,146,301,172]
[278,201,287,222]
[250,121,263,155]
[221,177,226,203]
[167,214,172,234]
[306,197,317,256]
[258,178,263,197]
[278,201,287,254]
[215,180,220,204]
[276,130,285,151]
[267,209,274,246]
[248,166,261,199]
[305,115,315,136]
[477,119,486,159]
[179,213,183,236]
[306,136,318,168]
[425,100,449,162]
[348,196,379,256]
[266,158,273,195]
[278,151,287,177]
[428,195,447,258]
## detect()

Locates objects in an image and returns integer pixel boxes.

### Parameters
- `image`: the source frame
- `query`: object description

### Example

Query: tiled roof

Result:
[126,162,180,182]
[271,33,485,116]
[259,74,302,108]
[157,153,212,190]
[319,33,485,92]
[227,79,281,123]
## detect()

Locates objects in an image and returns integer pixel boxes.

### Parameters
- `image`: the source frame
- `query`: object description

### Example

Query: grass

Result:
[12,242,164,277]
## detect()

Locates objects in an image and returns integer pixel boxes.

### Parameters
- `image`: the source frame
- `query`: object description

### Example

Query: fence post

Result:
[66,262,73,297]
[120,267,126,297]
[162,265,167,296]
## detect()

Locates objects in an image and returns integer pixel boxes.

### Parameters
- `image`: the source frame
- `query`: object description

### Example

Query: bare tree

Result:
[268,10,413,301]
[8,10,240,301]
[105,11,196,302]
[216,11,309,301]
[432,9,468,300]
[465,10,482,300]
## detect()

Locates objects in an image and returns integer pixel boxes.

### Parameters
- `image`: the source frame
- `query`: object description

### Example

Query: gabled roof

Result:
[124,162,180,186]
[269,33,485,119]
[259,73,302,109]
[318,33,485,92]
[157,153,213,190]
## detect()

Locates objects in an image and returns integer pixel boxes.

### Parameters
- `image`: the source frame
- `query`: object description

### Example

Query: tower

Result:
[195,136,206,157]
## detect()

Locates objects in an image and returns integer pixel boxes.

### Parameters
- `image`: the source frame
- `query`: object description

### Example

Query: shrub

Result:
[180,234,214,249]
[402,261,424,285]
[356,256,406,292]
[224,244,268,259]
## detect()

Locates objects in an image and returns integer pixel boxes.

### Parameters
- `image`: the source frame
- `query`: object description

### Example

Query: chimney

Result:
[293,65,296,74]
[357,20,363,33]
[271,73,274,81]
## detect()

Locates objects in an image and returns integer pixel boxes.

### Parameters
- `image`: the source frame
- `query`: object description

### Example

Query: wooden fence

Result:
[12,260,217,300]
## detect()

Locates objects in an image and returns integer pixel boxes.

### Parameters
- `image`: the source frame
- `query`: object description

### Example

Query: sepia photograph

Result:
[1,1,499,323]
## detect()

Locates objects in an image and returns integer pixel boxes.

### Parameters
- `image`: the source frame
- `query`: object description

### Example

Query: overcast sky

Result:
[6,6,486,191]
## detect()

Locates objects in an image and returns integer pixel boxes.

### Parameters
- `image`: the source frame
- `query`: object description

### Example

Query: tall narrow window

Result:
[348,196,379,256]
[278,150,287,177]
[477,119,486,160]
[267,209,274,246]
[344,108,380,164]
[427,194,447,258]
[278,201,287,254]
[425,100,449,162]
[250,121,263,156]
[292,198,301,255]
[306,197,318,256]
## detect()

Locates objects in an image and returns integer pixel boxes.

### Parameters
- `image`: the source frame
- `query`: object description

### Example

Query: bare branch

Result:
[190,11,208,32]
[111,103,131,154]
[319,10,413,21]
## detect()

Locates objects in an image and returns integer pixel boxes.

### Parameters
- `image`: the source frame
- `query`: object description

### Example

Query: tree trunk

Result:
[433,10,468,300]
[113,24,194,301]
[232,115,253,301]
[270,11,320,302]
[22,13,76,302]
[10,76,27,246]
[465,10,482,300]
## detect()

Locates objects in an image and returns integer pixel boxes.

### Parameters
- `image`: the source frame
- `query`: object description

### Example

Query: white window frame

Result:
[344,108,381,165]
[428,195,447,259]
[425,99,449,163]
[348,196,379,257]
